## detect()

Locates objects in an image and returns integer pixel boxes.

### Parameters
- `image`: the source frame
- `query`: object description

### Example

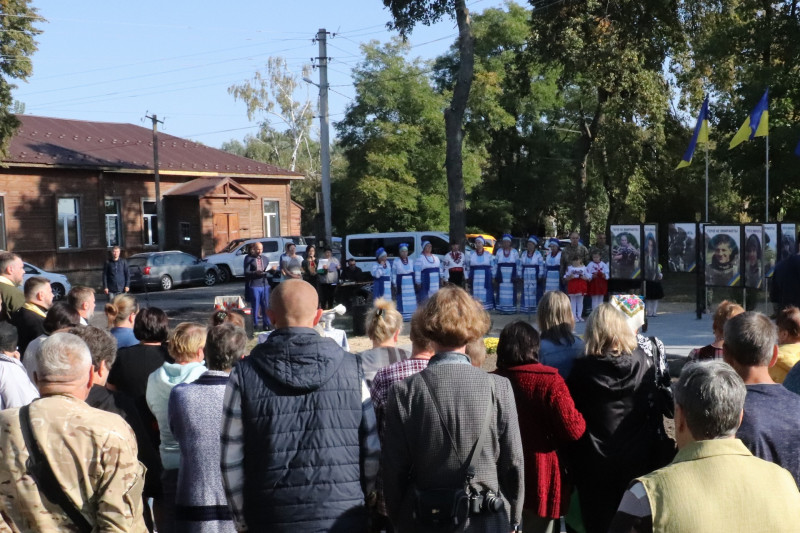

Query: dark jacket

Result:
[383,352,525,532]
[565,348,663,533]
[243,254,270,289]
[11,305,46,355]
[771,254,800,310]
[103,258,130,293]
[235,327,380,532]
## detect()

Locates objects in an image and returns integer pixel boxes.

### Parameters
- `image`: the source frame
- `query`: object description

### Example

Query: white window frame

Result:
[104,198,122,248]
[142,199,159,247]
[263,199,280,237]
[57,197,82,249]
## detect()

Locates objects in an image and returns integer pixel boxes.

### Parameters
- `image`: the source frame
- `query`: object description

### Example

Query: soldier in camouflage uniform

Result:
[591,232,611,264]
[0,332,147,532]
[560,231,591,279]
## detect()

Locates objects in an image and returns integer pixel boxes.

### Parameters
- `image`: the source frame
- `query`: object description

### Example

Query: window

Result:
[0,197,7,251]
[263,200,280,237]
[261,240,279,253]
[143,201,159,246]
[180,222,191,242]
[422,235,450,256]
[57,197,81,249]
[348,237,416,259]
[105,199,122,247]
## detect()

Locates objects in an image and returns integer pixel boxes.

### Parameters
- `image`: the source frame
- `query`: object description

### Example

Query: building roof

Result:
[2,115,303,179]
[164,177,257,199]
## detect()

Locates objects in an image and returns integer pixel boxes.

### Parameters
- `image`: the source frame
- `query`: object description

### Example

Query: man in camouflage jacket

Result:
[0,332,147,532]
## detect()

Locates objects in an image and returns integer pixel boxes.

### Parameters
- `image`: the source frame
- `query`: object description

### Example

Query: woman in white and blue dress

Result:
[392,243,416,321]
[520,236,545,313]
[414,241,441,303]
[469,236,495,310]
[372,248,392,301]
[494,234,520,314]
[545,238,562,293]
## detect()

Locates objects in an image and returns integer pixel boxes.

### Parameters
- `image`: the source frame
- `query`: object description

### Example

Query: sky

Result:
[15,0,505,148]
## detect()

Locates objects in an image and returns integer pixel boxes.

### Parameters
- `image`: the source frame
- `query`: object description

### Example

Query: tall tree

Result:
[383,0,476,245]
[0,0,42,156]
[334,39,482,234]
[529,0,683,238]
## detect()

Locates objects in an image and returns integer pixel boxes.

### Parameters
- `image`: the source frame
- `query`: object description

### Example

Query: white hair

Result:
[36,332,91,381]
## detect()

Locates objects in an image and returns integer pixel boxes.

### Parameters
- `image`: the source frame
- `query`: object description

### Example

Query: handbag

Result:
[648,337,677,468]
[19,403,93,533]
[412,372,496,529]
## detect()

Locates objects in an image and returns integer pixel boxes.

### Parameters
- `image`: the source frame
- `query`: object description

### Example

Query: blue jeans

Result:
[247,285,270,329]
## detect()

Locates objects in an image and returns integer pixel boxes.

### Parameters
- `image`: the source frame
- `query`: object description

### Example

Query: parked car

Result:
[22,262,71,301]
[205,237,307,283]
[128,251,220,291]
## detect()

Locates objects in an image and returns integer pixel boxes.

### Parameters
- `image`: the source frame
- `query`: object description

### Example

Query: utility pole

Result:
[316,29,332,248]
[146,113,166,251]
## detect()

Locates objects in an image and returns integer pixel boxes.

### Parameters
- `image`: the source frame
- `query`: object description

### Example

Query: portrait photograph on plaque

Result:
[763,224,778,278]
[705,225,741,287]
[743,226,764,289]
[667,223,697,273]
[610,225,641,280]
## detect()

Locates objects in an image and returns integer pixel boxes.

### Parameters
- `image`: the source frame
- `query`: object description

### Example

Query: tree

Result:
[334,39,482,234]
[529,0,684,238]
[383,0,476,245]
[0,0,42,156]
[226,58,325,233]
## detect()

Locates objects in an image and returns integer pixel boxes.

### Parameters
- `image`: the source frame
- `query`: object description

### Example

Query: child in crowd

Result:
[687,300,744,361]
[586,251,609,312]
[564,257,590,322]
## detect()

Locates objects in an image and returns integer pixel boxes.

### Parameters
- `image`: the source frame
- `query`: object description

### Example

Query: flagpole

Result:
[705,144,709,222]
[766,134,770,222]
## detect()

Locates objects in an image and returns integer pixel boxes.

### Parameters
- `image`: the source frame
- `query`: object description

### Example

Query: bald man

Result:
[221,280,380,532]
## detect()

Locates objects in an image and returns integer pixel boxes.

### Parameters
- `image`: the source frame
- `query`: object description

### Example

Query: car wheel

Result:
[51,283,66,301]
[217,265,231,283]
[204,270,218,287]
[160,275,173,291]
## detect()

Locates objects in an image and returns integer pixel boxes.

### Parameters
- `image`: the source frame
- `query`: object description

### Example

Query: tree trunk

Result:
[445,0,475,246]
[574,89,608,242]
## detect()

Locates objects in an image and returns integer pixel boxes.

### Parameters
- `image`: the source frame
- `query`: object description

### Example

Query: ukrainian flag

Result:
[729,89,769,149]
[795,137,800,158]
[677,96,710,169]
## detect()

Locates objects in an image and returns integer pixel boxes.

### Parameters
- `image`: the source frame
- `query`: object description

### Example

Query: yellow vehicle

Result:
[466,234,497,254]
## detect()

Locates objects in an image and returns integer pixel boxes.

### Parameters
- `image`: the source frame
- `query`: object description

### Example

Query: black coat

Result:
[11,306,46,356]
[103,259,130,293]
[771,254,800,310]
[565,348,663,533]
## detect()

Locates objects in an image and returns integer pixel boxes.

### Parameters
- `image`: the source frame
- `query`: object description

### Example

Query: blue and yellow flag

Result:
[729,89,769,149]
[795,137,800,158]
[677,96,710,169]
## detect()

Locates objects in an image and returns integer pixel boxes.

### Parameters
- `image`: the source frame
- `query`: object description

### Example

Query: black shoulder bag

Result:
[19,404,93,533]
[413,371,496,529]
[648,337,677,469]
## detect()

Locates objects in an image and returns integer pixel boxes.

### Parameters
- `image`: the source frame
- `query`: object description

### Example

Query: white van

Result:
[345,232,453,273]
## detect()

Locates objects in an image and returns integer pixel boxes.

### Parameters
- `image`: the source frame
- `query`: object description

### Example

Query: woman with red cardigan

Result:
[493,321,586,533]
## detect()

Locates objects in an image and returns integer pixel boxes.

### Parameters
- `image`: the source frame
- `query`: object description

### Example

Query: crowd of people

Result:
[2,238,800,533]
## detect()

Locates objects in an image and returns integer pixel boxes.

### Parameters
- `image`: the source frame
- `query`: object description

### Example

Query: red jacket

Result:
[494,363,585,518]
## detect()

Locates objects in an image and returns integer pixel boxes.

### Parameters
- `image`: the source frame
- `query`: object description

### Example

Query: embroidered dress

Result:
[495,249,519,314]
[520,250,544,313]
[371,262,392,301]
[565,265,589,295]
[469,250,495,310]
[441,251,466,287]
[392,257,416,321]
[586,260,609,296]
[414,254,441,303]
[545,252,562,293]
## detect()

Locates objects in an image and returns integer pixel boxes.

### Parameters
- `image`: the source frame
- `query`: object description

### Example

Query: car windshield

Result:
[129,257,148,268]
[219,239,247,253]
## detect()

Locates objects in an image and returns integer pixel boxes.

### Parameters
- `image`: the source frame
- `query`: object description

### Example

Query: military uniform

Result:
[560,243,590,277]
[590,243,611,264]
[0,277,24,323]
[0,395,147,532]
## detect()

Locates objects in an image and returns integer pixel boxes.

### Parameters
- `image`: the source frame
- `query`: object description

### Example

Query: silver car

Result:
[128,251,219,291]
[23,262,71,301]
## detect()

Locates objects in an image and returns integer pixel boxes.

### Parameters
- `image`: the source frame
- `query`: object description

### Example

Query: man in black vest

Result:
[221,279,380,532]
[102,246,130,301]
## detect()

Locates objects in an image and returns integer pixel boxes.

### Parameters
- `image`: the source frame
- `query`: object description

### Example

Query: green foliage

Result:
[334,39,482,233]
[0,0,42,157]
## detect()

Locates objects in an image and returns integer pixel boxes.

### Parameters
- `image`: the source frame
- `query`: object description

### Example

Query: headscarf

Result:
[474,236,485,246]
[502,234,512,242]
[610,294,646,334]
[398,243,409,252]
[421,241,432,253]
[527,236,539,245]
[548,238,560,249]
[376,247,387,259]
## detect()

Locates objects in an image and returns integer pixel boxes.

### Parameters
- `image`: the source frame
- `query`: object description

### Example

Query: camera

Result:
[468,489,504,515]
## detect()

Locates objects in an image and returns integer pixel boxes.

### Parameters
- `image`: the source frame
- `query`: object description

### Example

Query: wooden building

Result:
[0,115,303,284]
